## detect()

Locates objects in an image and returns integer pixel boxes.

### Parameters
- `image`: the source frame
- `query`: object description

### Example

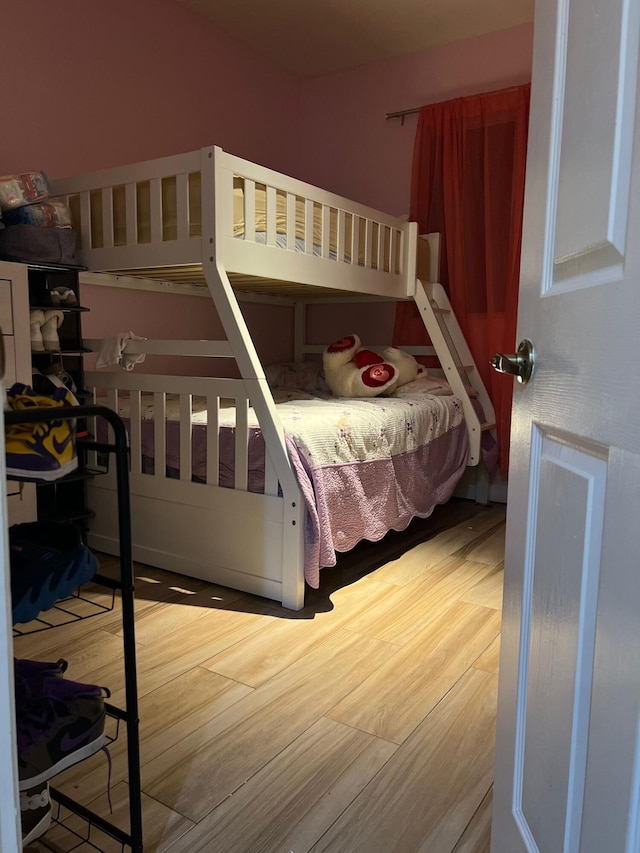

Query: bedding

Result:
[103,384,469,587]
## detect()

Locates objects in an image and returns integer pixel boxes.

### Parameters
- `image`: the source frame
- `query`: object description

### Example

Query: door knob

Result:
[491,338,535,384]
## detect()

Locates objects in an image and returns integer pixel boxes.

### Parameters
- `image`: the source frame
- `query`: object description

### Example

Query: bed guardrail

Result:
[49,147,415,297]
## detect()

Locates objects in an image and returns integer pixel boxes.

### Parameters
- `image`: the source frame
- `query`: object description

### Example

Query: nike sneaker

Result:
[10,521,98,625]
[5,382,78,482]
[16,675,109,790]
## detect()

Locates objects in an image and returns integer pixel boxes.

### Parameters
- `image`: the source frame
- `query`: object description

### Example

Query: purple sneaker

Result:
[17,676,110,791]
[15,657,68,683]
[14,658,69,708]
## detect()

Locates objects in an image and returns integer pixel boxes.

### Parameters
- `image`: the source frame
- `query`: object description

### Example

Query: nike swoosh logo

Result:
[52,433,73,455]
[60,721,103,754]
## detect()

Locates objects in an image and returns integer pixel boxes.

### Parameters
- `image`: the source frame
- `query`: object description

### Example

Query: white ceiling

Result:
[175,0,535,77]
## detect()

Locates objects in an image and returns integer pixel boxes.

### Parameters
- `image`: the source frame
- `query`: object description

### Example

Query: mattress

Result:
[100,378,469,587]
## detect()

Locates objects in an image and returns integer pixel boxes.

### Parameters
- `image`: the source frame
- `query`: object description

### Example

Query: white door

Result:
[0,383,21,850]
[491,0,640,850]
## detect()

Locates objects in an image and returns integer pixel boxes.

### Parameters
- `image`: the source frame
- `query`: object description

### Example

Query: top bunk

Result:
[50,146,419,301]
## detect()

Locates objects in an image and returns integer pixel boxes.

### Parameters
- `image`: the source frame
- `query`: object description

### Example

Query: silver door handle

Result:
[491,338,535,384]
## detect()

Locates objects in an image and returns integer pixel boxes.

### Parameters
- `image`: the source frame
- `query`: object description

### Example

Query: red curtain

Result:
[394,84,530,470]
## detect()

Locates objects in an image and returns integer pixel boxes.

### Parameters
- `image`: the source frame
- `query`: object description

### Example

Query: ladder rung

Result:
[431,306,451,314]
[481,422,496,431]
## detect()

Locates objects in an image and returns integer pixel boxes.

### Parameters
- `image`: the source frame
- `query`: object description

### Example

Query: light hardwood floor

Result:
[18,497,506,853]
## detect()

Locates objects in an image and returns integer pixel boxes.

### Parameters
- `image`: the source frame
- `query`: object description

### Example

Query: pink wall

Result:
[2,7,533,366]
[296,24,534,215]
[1,0,299,180]
[81,287,294,376]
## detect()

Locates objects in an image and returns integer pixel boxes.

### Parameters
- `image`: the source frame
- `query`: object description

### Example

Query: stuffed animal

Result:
[323,334,426,398]
[382,346,428,393]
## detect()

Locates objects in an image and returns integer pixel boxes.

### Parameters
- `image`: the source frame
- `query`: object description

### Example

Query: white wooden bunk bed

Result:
[50,146,496,611]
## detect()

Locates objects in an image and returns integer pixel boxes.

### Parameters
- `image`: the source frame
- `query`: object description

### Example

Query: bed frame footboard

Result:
[85,365,306,610]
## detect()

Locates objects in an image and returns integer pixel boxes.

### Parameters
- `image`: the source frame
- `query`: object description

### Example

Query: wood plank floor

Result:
[17,497,506,853]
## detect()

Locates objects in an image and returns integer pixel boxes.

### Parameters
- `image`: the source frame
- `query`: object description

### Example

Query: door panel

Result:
[554,0,636,273]
[492,0,640,849]
[516,433,606,851]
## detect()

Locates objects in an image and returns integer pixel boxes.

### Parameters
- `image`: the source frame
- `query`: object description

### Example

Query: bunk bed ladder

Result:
[413,279,497,467]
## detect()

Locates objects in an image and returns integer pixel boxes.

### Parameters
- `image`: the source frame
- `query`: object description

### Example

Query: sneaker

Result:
[16,676,110,790]
[10,522,99,625]
[5,383,78,482]
[20,780,52,845]
[15,657,68,685]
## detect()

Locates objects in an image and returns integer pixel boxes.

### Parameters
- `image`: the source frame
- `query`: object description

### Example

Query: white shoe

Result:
[30,310,45,352]
[40,310,65,352]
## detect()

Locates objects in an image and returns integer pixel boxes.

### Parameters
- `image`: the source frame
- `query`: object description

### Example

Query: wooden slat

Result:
[206,396,219,486]
[364,219,373,269]
[337,210,346,262]
[79,192,92,251]
[321,205,331,259]
[102,187,114,249]
[351,216,360,266]
[244,179,255,242]
[106,388,118,444]
[130,390,142,474]
[286,193,296,251]
[390,228,399,275]
[179,394,193,482]
[176,173,189,241]
[265,186,276,247]
[305,199,314,254]
[125,183,137,245]
[150,178,163,244]
[153,392,166,479]
[234,397,249,490]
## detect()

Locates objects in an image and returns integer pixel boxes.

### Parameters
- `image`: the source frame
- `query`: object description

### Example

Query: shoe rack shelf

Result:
[27,263,95,533]
[7,403,143,852]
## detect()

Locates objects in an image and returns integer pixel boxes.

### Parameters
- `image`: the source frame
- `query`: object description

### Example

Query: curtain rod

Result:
[385,107,421,125]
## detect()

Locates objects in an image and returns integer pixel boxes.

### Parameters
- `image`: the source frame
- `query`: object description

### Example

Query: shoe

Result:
[10,521,99,625]
[49,286,78,307]
[40,310,64,353]
[5,383,78,482]
[20,780,52,845]
[15,658,69,685]
[16,676,110,790]
[30,310,45,353]
[41,364,78,396]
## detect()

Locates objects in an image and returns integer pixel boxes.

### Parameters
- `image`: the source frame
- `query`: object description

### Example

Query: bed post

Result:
[200,146,305,611]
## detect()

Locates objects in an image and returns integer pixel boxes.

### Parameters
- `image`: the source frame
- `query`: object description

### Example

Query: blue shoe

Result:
[10,522,98,625]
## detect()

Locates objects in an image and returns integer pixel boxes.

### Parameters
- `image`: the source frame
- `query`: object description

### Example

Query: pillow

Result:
[391,375,454,397]
[391,375,479,398]
[265,361,329,393]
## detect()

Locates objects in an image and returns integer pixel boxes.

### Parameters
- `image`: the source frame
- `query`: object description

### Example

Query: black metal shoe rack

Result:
[6,404,143,852]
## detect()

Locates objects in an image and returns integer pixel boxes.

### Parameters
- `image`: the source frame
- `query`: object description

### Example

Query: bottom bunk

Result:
[86,359,481,609]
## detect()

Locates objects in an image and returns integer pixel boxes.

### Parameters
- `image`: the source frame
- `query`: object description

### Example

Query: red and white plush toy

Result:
[323,334,427,398]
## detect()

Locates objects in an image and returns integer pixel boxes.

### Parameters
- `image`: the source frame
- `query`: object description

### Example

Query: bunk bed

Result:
[50,145,496,611]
